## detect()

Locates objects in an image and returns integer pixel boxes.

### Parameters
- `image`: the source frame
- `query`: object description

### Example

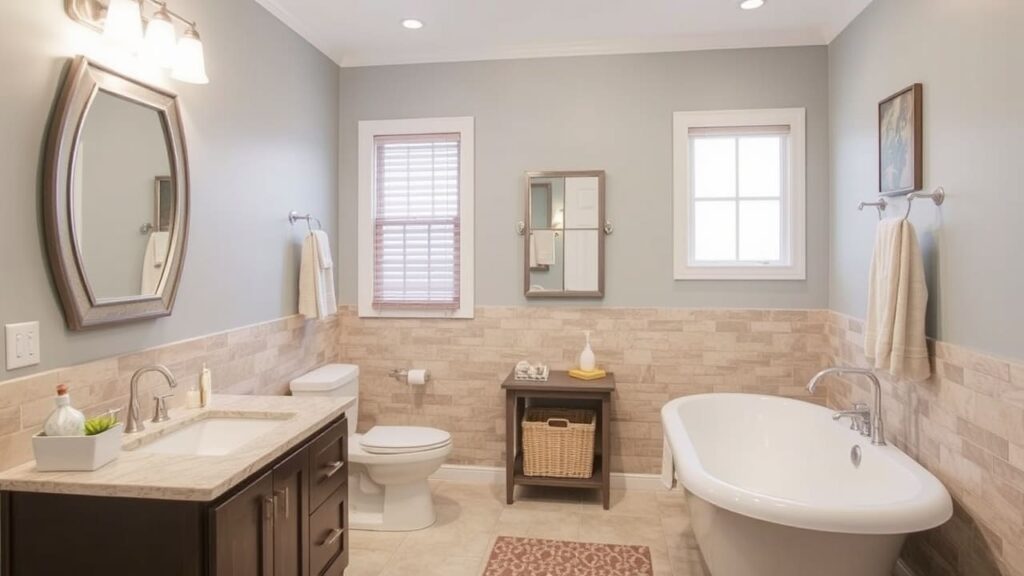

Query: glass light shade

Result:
[142,10,177,69]
[171,27,210,84]
[103,0,144,51]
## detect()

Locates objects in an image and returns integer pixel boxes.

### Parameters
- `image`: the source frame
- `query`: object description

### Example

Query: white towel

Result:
[140,231,169,294]
[533,230,556,266]
[312,230,333,270]
[864,219,930,381]
[299,231,337,320]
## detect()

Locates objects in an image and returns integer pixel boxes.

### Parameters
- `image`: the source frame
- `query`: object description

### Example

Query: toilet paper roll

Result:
[407,369,429,386]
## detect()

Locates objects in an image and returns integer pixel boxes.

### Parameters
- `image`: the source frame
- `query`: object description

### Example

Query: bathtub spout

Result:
[807,367,886,446]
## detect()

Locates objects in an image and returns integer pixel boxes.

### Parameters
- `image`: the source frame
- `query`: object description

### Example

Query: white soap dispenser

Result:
[43,384,86,437]
[578,330,596,372]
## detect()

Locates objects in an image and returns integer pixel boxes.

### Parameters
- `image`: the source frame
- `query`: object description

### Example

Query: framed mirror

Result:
[44,57,190,330]
[523,171,605,299]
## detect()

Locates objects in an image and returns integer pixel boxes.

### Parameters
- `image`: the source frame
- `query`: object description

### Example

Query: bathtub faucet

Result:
[806,367,886,446]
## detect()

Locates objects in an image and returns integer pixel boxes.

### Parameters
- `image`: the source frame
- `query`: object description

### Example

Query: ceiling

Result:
[254,0,873,68]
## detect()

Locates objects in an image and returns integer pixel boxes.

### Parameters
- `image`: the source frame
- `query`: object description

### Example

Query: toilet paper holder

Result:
[389,369,431,384]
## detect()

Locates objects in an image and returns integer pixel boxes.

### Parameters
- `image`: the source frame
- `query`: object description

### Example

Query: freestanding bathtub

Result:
[661,394,952,576]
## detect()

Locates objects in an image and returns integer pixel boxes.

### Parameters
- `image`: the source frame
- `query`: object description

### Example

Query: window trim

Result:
[358,117,475,318]
[673,108,806,281]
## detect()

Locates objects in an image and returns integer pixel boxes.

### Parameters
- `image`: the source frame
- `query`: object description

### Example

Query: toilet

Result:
[290,364,452,532]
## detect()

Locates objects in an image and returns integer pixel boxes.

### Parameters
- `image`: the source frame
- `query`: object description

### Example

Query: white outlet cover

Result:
[5,321,40,370]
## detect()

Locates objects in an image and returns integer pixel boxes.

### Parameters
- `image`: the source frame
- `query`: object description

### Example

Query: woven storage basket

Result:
[521,407,596,478]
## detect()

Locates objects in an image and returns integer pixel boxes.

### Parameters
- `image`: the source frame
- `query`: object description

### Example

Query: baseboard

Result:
[893,560,917,576]
[431,464,671,492]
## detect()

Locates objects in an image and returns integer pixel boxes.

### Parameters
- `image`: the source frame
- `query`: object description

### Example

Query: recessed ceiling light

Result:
[739,0,765,9]
[401,19,424,30]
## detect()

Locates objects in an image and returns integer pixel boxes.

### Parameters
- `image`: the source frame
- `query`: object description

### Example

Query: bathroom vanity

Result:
[0,395,352,576]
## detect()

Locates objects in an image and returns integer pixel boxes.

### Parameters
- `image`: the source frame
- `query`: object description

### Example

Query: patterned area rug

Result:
[483,536,654,576]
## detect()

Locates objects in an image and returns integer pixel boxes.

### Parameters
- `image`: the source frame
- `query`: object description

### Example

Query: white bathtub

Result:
[661,393,952,576]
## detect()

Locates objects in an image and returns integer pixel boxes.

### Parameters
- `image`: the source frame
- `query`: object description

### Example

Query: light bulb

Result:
[739,0,765,10]
[143,8,177,69]
[171,26,210,85]
[103,0,144,52]
[401,19,424,30]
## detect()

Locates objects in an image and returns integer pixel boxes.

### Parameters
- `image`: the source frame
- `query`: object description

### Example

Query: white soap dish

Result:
[514,361,550,382]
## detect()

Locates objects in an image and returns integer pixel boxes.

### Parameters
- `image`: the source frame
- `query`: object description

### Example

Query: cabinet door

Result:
[211,470,274,576]
[273,447,311,576]
[309,417,347,512]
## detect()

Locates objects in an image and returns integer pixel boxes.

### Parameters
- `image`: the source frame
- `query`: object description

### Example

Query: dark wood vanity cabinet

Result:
[1,415,348,576]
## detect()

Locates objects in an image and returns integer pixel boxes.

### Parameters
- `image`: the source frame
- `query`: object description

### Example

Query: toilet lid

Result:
[359,426,451,454]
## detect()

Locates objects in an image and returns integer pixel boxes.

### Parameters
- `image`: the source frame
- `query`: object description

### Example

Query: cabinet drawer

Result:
[309,483,348,576]
[308,417,347,512]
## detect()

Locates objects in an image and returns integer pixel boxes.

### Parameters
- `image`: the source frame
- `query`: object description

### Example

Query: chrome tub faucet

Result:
[807,367,886,446]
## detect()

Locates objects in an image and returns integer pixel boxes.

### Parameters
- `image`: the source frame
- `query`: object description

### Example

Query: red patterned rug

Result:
[483,536,654,576]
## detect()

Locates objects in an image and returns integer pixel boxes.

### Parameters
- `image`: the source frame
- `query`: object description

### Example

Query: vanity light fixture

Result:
[102,0,144,51]
[401,19,424,30]
[65,0,210,84]
[171,25,209,84]
[739,0,765,9]
[142,5,176,68]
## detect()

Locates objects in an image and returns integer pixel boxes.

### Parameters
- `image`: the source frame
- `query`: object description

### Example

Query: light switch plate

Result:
[5,321,40,370]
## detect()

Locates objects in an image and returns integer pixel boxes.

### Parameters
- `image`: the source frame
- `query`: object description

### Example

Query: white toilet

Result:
[290,364,452,531]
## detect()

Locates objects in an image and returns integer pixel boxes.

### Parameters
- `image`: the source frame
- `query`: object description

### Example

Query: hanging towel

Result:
[299,231,337,320]
[140,231,169,294]
[533,230,556,266]
[864,219,930,381]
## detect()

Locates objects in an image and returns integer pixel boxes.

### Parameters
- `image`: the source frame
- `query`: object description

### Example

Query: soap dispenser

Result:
[43,384,86,437]
[578,331,596,372]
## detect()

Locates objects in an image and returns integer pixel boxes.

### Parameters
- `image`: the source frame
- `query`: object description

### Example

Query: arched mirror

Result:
[44,57,190,330]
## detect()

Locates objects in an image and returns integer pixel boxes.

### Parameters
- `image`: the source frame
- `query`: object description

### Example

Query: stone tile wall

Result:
[0,315,338,471]
[828,312,1024,576]
[339,306,831,474]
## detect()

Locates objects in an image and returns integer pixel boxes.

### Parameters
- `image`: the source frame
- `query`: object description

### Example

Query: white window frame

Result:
[672,108,806,280]
[357,117,475,318]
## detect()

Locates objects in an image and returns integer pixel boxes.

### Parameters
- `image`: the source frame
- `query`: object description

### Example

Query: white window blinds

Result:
[372,133,461,309]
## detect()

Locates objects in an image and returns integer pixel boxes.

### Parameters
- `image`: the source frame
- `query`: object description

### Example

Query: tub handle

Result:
[545,418,571,428]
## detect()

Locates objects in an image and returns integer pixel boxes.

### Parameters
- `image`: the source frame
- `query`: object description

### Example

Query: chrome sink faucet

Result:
[807,367,886,446]
[125,365,177,434]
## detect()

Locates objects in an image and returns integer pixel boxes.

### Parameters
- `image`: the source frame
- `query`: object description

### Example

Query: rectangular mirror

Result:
[524,171,605,299]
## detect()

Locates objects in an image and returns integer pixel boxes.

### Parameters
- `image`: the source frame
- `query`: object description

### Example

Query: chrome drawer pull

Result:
[321,527,344,546]
[323,460,344,479]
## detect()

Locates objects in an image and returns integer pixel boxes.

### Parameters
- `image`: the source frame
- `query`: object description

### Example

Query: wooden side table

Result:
[502,370,615,510]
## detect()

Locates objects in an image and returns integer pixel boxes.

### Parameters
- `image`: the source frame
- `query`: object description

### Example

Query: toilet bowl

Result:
[290,364,451,531]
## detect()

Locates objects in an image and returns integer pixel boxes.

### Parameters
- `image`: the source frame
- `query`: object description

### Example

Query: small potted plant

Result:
[32,392,124,472]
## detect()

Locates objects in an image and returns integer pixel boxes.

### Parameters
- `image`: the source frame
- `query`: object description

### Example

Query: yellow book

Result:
[569,368,607,381]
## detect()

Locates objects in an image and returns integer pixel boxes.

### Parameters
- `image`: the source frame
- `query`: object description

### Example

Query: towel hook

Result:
[289,211,322,232]
[901,187,945,220]
[858,199,888,220]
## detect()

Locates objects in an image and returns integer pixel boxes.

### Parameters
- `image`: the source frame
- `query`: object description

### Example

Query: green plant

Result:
[84,414,118,436]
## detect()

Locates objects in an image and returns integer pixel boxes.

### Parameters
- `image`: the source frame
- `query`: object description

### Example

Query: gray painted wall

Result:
[338,47,830,309]
[0,0,339,381]
[829,0,1024,360]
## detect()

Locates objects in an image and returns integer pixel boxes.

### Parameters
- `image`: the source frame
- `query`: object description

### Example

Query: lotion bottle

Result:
[199,363,212,408]
[578,331,596,372]
[43,384,86,437]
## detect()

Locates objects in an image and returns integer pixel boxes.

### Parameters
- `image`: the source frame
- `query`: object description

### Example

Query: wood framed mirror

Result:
[44,56,190,330]
[523,170,606,299]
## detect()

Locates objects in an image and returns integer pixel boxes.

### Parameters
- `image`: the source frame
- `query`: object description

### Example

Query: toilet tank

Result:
[290,364,359,434]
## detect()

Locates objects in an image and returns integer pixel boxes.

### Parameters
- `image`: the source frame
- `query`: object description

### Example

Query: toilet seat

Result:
[359,426,451,455]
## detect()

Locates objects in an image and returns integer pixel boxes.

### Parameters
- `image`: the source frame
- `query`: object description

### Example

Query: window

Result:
[673,109,806,280]
[358,117,474,318]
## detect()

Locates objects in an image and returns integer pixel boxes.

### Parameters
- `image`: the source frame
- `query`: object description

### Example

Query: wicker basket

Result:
[521,407,596,478]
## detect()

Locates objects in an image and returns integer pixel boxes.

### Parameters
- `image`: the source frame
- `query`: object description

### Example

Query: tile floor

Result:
[346,481,709,576]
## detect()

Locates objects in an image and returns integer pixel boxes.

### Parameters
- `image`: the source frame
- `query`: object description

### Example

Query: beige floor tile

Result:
[379,547,483,576]
[580,488,661,517]
[349,529,409,552]
[576,512,670,553]
[346,548,396,576]
[509,485,585,511]
[494,508,583,540]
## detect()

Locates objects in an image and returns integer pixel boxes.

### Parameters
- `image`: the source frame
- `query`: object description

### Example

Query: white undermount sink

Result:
[131,416,291,457]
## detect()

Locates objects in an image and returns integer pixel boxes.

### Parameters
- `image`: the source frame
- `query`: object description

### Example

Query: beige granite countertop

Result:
[0,394,353,501]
